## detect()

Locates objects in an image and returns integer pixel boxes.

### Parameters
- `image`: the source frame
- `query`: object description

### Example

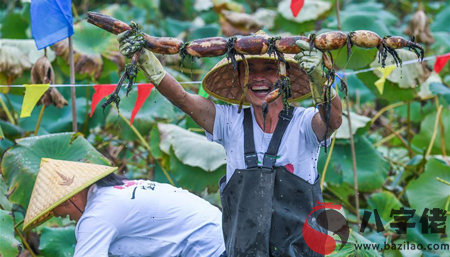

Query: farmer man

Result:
[24,158,226,257]
[118,30,342,256]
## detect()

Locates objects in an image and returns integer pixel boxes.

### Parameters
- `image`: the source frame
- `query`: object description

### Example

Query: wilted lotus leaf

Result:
[404,9,434,45]
[371,49,426,88]
[53,20,123,79]
[194,0,214,12]
[254,8,277,30]
[0,39,56,64]
[31,56,68,108]
[0,45,31,84]
[212,0,245,13]
[220,10,263,36]
[53,40,104,80]
[103,49,125,71]
[31,56,55,84]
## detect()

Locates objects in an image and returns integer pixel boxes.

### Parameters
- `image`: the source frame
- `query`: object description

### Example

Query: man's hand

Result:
[294,40,335,105]
[117,31,166,86]
[295,40,342,140]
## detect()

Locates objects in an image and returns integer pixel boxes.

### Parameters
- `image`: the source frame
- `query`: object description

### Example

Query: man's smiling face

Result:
[239,59,282,108]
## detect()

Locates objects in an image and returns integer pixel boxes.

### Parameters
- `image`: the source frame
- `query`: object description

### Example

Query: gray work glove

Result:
[117,31,166,86]
[294,40,336,105]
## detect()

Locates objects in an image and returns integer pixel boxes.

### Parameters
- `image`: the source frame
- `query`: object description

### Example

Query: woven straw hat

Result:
[202,31,311,105]
[23,158,117,231]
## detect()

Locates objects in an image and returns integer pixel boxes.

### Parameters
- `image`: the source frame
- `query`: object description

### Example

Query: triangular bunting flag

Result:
[90,84,116,117]
[434,53,450,73]
[290,0,305,17]
[130,83,154,125]
[20,84,50,118]
[374,65,396,94]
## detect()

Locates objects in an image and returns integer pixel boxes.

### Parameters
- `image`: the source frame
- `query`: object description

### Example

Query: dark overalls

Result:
[219,107,326,257]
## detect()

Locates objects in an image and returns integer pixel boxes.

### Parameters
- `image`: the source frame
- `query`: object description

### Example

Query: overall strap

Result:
[262,106,295,168]
[243,107,258,168]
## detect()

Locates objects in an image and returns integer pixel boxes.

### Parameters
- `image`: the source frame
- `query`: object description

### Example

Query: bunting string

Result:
[0,53,448,88]
[0,53,448,125]
[1,53,448,89]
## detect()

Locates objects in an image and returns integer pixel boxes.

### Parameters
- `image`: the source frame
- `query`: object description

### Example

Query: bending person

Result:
[23,158,226,257]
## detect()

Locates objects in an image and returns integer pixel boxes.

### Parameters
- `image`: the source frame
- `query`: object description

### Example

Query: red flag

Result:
[130,83,154,125]
[290,0,305,17]
[90,84,116,117]
[434,53,450,73]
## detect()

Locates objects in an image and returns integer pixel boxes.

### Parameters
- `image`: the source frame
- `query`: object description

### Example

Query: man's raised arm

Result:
[118,31,216,134]
[157,73,216,134]
[295,40,343,140]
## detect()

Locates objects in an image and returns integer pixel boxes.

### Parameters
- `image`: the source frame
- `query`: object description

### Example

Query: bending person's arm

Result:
[118,32,216,134]
[74,217,118,257]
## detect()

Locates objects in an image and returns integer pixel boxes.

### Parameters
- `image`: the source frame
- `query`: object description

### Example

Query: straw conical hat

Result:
[202,31,311,105]
[23,158,117,231]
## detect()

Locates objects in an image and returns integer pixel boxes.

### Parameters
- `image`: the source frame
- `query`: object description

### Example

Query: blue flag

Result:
[30,0,74,50]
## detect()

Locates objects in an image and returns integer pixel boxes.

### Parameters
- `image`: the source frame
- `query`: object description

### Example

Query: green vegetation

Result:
[0,0,449,256]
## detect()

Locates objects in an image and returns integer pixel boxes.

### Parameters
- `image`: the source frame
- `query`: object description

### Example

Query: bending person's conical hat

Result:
[23,158,118,231]
[202,31,311,105]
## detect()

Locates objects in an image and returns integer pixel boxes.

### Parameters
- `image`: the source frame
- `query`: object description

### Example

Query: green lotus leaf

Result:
[430,5,450,32]
[431,32,450,56]
[0,123,4,140]
[412,110,450,155]
[39,226,76,257]
[332,47,378,71]
[336,112,371,139]
[0,9,28,39]
[18,97,94,135]
[405,211,441,246]
[0,138,14,157]
[168,147,225,193]
[0,175,13,211]
[406,158,450,216]
[331,229,381,257]
[158,123,226,171]
[430,83,450,105]
[318,136,390,191]
[1,133,110,209]
[356,71,415,104]
[367,191,403,222]
[105,89,180,141]
[187,24,220,41]
[54,20,122,80]
[0,210,22,256]
[163,17,192,37]
[340,72,376,104]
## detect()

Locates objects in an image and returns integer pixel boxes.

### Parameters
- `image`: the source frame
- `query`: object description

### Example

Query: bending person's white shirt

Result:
[74,180,225,257]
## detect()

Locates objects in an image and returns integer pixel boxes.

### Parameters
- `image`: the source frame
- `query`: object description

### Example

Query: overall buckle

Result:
[245,153,258,168]
[262,154,277,168]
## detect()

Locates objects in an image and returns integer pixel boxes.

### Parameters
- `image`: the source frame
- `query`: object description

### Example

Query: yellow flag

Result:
[374,65,396,94]
[20,84,49,118]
